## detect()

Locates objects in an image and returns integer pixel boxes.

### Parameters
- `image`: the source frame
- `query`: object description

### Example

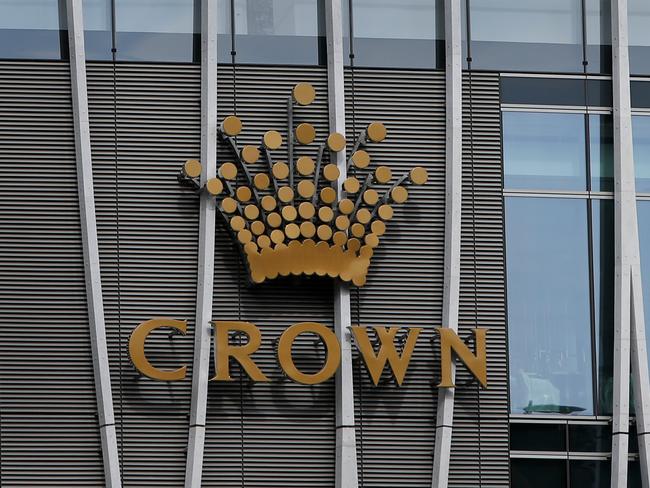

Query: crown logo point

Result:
[179,83,428,287]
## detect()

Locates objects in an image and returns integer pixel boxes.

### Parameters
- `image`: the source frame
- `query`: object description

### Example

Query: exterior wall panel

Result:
[449,72,508,487]
[344,68,446,487]
[202,65,336,487]
[0,61,104,485]
[87,62,201,486]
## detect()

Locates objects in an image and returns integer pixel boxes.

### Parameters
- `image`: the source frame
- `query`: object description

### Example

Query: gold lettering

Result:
[129,318,187,381]
[436,328,488,388]
[277,322,341,384]
[351,326,421,386]
[212,321,269,382]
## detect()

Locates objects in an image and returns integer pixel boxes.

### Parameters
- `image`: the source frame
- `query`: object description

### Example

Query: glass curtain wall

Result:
[344,0,444,69]
[0,0,67,59]
[504,110,614,416]
[468,0,611,74]
[634,114,650,372]
[629,0,650,75]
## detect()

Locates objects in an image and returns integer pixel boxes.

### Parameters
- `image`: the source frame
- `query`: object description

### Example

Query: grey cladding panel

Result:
[202,65,336,487]
[87,62,201,486]
[0,61,104,485]
[448,72,508,487]
[344,68,446,487]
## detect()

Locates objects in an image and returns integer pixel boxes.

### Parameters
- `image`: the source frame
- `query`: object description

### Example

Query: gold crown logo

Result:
[179,83,427,287]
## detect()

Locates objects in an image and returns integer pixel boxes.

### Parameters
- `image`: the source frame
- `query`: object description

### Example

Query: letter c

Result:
[129,318,187,381]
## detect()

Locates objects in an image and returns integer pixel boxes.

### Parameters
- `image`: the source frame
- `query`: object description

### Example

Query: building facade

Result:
[0,0,649,487]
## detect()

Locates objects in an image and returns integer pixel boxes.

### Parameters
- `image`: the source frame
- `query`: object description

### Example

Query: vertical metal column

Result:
[432,0,463,486]
[611,0,650,485]
[66,0,122,486]
[185,0,218,486]
[325,1,359,487]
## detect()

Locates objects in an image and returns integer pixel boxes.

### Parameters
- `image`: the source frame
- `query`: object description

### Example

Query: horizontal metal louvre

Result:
[202,65,336,487]
[87,62,201,486]
[344,68,446,487]
[0,61,104,485]
[449,72,508,487]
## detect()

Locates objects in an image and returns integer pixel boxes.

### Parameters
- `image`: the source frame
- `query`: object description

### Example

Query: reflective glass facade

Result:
[0,0,66,59]
[504,107,615,417]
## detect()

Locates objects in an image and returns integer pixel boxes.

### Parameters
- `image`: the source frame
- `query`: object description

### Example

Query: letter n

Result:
[351,326,422,386]
[436,328,488,388]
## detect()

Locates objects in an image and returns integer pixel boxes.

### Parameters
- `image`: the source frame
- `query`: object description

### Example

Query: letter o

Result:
[277,322,341,384]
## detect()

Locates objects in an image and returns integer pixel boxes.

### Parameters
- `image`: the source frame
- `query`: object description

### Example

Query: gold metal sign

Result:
[178,82,428,287]
[129,319,488,387]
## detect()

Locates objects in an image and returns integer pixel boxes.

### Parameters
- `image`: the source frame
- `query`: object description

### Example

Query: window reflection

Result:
[83,0,111,60]
[592,200,614,415]
[629,0,650,75]
[506,197,593,415]
[347,0,444,69]
[0,0,66,59]
[589,114,613,192]
[503,112,586,191]
[114,0,199,62]
[584,0,611,74]
[232,0,324,65]
[637,201,650,374]
[470,0,583,73]
[633,115,650,193]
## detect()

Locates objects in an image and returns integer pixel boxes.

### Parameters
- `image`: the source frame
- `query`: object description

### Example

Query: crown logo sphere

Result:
[179,83,427,287]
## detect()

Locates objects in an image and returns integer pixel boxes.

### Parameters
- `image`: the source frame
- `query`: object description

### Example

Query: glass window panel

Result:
[511,458,567,488]
[569,460,610,488]
[510,423,566,451]
[585,0,611,74]
[114,0,199,62]
[0,0,66,59]
[348,0,444,69]
[634,116,650,193]
[589,115,613,192]
[638,201,650,374]
[629,0,650,75]
[592,200,614,415]
[233,0,324,65]
[503,112,587,191]
[217,0,232,63]
[506,197,593,415]
[83,0,112,60]
[630,460,643,488]
[500,77,586,106]
[568,424,611,452]
[470,0,583,73]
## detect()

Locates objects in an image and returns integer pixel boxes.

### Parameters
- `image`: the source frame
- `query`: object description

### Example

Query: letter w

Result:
[351,326,422,386]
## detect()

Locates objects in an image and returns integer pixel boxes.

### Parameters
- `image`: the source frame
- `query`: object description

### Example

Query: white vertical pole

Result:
[325,1,359,487]
[432,0,463,486]
[185,0,218,486]
[66,1,122,486]
[611,0,650,486]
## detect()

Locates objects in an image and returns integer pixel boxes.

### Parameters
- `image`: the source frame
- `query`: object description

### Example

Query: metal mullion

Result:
[66,0,122,486]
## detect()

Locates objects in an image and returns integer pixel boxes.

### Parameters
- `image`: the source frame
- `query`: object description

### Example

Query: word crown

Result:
[179,83,428,286]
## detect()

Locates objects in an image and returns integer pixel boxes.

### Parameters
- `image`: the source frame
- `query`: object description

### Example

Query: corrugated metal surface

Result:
[448,72,508,487]
[87,62,201,486]
[202,65,336,487]
[0,61,104,485]
[344,68,445,487]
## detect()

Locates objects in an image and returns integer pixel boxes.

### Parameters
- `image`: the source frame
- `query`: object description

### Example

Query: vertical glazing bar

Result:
[66,0,122,486]
[432,0,462,486]
[325,1,359,487]
[185,0,218,486]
